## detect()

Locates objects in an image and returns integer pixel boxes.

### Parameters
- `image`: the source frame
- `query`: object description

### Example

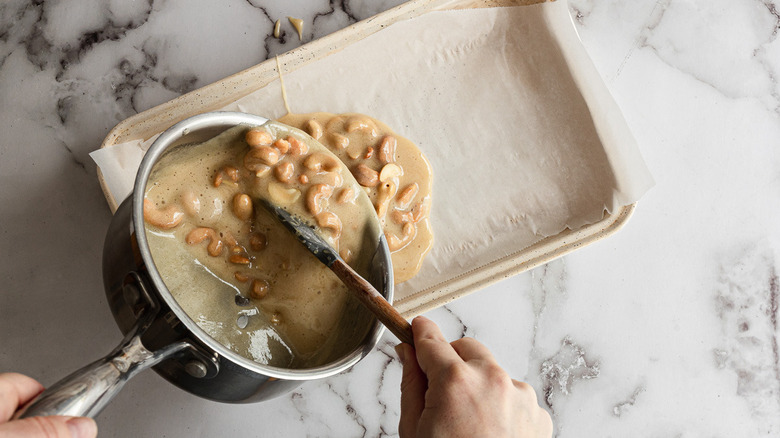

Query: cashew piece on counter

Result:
[143,199,184,229]
[232,193,253,221]
[352,164,379,187]
[186,227,224,257]
[306,184,333,215]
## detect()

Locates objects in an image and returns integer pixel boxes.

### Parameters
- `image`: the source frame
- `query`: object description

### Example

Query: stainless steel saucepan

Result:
[15,112,393,419]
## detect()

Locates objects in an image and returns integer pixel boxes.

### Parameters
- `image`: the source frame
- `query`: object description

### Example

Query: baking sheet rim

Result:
[95,0,635,316]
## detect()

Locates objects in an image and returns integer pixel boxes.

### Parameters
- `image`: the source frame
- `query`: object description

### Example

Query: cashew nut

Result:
[250,279,269,299]
[395,183,419,209]
[274,160,295,183]
[346,116,378,136]
[379,163,402,183]
[306,184,333,215]
[232,193,253,221]
[246,129,273,147]
[185,227,224,256]
[375,181,398,218]
[287,136,308,156]
[315,211,342,238]
[180,191,201,216]
[305,119,323,140]
[249,232,267,251]
[378,135,397,164]
[303,152,340,173]
[273,139,291,155]
[337,188,355,204]
[213,166,240,187]
[385,223,416,252]
[390,209,413,225]
[143,199,184,229]
[330,133,349,150]
[222,231,238,248]
[321,171,343,188]
[352,164,379,187]
[244,146,280,171]
[268,182,301,205]
[347,148,361,160]
[325,115,345,132]
[229,254,251,265]
[411,197,431,223]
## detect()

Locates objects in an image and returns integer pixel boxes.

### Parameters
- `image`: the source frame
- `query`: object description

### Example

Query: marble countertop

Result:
[1,0,778,436]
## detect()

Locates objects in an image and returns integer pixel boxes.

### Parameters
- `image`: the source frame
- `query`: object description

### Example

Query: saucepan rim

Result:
[132,111,391,381]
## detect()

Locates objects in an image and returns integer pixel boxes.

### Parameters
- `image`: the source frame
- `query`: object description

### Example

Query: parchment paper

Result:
[90,0,653,302]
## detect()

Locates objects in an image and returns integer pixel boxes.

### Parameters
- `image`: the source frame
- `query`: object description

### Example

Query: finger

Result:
[0,416,97,438]
[396,343,426,438]
[0,373,44,422]
[450,337,496,363]
[411,316,462,377]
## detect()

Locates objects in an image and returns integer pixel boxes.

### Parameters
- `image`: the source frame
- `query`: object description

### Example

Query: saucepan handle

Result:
[14,272,190,419]
[15,332,187,419]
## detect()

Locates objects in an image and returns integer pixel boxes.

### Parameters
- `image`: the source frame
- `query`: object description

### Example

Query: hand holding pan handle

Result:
[14,274,210,419]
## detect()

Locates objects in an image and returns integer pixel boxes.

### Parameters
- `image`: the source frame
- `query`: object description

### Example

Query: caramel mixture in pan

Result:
[144,123,379,368]
[280,113,433,283]
[143,113,433,368]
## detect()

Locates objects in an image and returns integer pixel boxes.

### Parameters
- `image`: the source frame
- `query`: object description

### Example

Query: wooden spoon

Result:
[260,199,414,346]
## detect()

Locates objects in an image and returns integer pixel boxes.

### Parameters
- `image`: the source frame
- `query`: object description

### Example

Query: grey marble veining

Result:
[2,0,780,437]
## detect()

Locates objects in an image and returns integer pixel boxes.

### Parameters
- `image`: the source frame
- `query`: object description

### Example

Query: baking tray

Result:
[97,0,636,318]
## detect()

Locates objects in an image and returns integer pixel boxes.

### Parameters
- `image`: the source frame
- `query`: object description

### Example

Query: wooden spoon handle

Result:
[331,259,414,346]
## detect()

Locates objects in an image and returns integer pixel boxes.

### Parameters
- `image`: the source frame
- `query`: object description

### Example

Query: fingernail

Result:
[67,417,97,438]
[394,344,405,363]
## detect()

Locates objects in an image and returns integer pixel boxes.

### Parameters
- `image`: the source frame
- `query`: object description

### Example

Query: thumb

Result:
[396,343,426,438]
[0,416,97,438]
